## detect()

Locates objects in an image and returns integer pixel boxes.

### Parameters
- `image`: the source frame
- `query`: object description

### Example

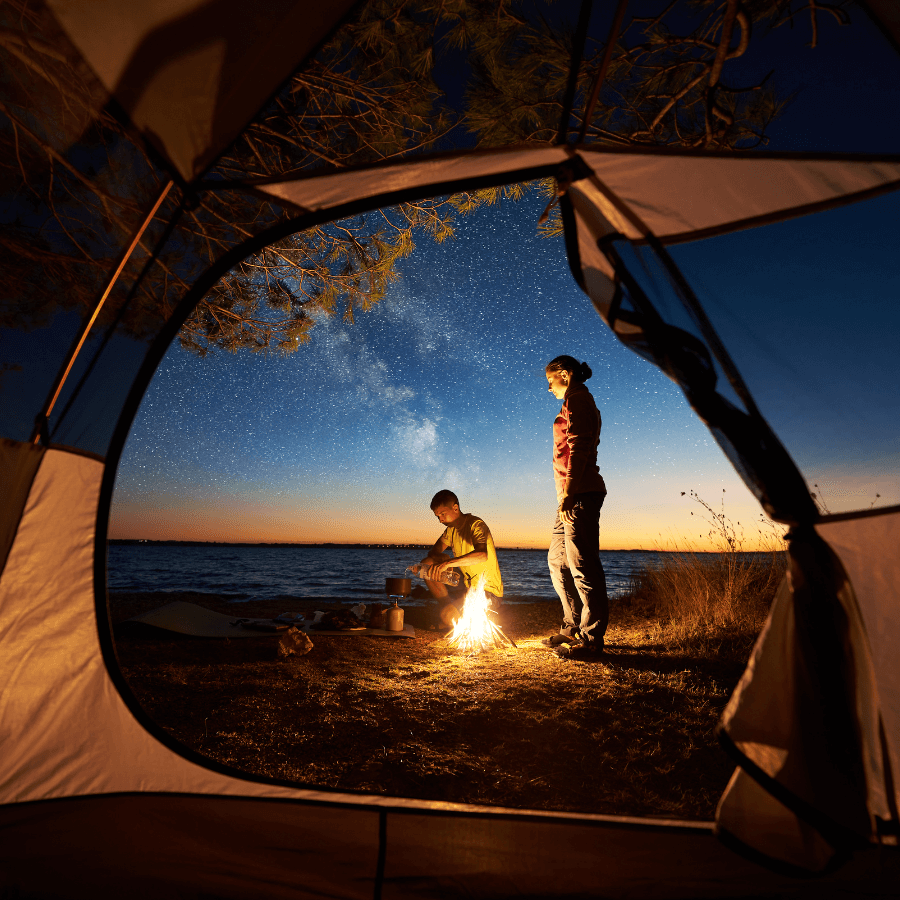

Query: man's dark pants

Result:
[547,491,609,647]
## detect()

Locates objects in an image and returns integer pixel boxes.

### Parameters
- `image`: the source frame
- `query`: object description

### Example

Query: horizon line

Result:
[107,538,752,554]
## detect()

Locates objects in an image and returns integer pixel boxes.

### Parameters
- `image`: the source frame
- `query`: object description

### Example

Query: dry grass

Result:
[625,492,787,655]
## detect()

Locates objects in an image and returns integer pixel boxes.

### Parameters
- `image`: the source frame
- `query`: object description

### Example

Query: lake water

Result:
[106,544,668,603]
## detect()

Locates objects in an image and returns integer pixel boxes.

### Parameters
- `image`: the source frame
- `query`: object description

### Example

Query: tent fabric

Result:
[716,520,899,871]
[716,766,838,873]
[571,149,900,244]
[0,794,381,900]
[256,146,900,245]
[817,509,900,814]
[0,438,46,576]
[3,147,899,885]
[255,145,571,212]
[3,0,900,892]
[46,0,357,181]
[0,444,319,805]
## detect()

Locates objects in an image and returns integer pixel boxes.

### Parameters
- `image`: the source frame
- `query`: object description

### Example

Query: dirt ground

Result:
[110,591,753,821]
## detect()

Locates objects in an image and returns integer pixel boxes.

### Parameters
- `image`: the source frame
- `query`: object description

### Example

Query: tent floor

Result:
[1,793,898,899]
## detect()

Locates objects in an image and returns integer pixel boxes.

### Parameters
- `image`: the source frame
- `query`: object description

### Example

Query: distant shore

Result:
[107,539,661,553]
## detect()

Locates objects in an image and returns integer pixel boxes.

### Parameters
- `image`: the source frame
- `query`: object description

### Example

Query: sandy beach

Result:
[110,591,749,820]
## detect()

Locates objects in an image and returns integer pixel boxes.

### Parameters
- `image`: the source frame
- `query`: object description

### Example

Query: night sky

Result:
[109,7,900,549]
[111,191,764,549]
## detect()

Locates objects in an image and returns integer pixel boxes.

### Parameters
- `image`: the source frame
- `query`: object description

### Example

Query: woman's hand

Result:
[559,494,577,525]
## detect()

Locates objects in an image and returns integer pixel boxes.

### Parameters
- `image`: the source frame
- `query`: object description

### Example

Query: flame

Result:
[447,574,516,653]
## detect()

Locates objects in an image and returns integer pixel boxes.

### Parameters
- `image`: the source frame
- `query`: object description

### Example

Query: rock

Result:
[277,626,314,658]
[310,609,364,631]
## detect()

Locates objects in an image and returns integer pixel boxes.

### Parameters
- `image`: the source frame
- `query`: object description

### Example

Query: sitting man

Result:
[419,489,503,628]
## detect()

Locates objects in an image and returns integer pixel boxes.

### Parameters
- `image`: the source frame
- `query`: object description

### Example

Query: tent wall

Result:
[716,509,900,870]
[257,147,900,244]
[0,443,322,804]
[3,1,900,881]
[818,508,900,805]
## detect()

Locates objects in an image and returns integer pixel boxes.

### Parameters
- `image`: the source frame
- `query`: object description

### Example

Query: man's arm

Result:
[420,536,450,567]
[431,543,487,574]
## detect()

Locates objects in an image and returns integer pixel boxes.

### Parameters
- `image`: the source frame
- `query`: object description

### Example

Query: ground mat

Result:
[126,601,288,638]
[127,601,415,638]
[301,622,416,638]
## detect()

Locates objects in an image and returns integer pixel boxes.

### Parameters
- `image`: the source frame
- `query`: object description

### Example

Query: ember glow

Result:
[447,574,516,654]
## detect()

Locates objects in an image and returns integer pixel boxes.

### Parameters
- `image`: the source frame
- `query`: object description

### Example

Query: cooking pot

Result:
[385,577,411,596]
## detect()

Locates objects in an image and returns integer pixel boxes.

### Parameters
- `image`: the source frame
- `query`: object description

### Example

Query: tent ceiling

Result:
[46,0,357,181]
[254,146,900,245]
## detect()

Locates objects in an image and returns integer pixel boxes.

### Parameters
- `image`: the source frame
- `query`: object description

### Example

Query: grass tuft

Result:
[620,491,787,656]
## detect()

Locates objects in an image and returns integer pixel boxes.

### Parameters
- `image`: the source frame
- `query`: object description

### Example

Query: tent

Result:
[1,0,899,895]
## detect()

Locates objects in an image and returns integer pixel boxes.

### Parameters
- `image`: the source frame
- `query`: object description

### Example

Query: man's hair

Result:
[430,489,459,510]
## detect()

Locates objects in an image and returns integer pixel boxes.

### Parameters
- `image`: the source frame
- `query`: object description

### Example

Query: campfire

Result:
[448,574,517,654]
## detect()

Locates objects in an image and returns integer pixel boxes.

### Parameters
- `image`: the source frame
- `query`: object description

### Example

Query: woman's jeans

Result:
[548,491,609,647]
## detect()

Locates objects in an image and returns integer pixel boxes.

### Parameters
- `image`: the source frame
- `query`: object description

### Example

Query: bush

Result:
[623,491,787,655]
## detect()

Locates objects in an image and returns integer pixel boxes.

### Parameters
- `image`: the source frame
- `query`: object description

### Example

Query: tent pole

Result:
[30,180,174,445]
[556,0,594,145]
[576,0,630,144]
[643,232,766,423]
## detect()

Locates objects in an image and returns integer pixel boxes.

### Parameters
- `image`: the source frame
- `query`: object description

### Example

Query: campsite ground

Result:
[111,591,756,820]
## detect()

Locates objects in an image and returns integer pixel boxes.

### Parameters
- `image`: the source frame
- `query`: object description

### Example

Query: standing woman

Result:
[544,355,609,659]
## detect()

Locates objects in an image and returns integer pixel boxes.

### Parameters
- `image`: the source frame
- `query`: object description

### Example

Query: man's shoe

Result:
[556,641,603,661]
[541,634,577,648]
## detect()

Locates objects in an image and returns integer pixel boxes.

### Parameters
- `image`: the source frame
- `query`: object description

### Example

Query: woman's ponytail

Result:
[547,355,592,383]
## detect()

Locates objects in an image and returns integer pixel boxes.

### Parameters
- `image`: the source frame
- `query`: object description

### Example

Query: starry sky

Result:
[110,190,776,550]
[108,6,900,549]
